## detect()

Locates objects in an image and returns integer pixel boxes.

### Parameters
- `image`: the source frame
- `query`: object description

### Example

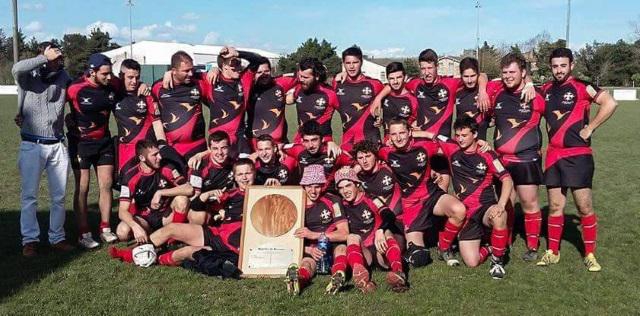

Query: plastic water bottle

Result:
[316,233,332,274]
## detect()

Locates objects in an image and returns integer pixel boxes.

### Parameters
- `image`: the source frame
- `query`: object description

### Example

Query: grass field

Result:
[0,95,639,315]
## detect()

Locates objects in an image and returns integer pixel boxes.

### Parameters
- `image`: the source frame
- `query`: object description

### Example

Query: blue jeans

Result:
[18,141,69,245]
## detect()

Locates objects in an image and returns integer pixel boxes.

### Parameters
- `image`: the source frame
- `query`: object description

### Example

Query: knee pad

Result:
[404,242,432,267]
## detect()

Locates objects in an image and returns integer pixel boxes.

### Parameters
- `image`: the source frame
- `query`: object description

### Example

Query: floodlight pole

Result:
[475,0,481,60]
[127,0,134,56]
[565,0,571,47]
[12,0,19,64]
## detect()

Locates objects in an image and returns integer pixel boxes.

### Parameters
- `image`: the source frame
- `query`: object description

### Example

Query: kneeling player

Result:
[285,165,349,295]
[336,167,408,293]
[116,140,193,243]
[110,159,254,267]
[436,118,513,279]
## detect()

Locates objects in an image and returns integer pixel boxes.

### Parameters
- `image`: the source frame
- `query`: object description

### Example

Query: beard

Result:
[255,74,274,88]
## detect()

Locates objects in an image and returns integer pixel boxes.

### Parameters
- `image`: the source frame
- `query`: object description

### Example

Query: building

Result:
[438,55,461,78]
[102,40,281,84]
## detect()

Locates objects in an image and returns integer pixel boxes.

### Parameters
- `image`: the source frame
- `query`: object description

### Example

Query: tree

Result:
[277,38,341,79]
[62,33,89,78]
[478,41,501,79]
[87,28,119,54]
[509,44,522,55]
[6,28,26,61]
[403,58,420,77]
[533,39,566,82]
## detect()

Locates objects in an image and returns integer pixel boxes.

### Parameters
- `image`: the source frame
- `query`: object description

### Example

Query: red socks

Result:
[109,247,133,263]
[581,214,597,255]
[524,211,542,250]
[385,238,403,272]
[547,215,565,255]
[99,221,110,230]
[478,246,490,264]
[331,254,348,274]
[158,251,178,266]
[491,228,508,258]
[439,220,461,251]
[172,210,187,223]
[346,244,365,268]
[298,266,312,287]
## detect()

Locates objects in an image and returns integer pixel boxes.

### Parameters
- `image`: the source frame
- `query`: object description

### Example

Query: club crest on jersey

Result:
[390,159,401,168]
[519,102,531,113]
[382,175,393,190]
[562,91,575,104]
[190,88,200,99]
[401,105,411,116]
[336,88,345,96]
[438,88,448,102]
[323,156,335,168]
[476,162,487,174]
[320,208,332,224]
[300,157,308,165]
[361,209,374,224]
[278,169,288,180]
[361,86,372,98]
[136,100,147,113]
[158,179,168,188]
[315,97,327,110]
[416,152,426,167]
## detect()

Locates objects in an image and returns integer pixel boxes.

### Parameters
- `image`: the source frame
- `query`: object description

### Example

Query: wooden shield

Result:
[239,186,306,278]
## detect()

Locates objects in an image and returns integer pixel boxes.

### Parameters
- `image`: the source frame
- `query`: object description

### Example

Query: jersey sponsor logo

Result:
[495,102,503,110]
[214,85,224,93]
[417,91,426,99]
[545,93,551,101]
[452,159,462,167]
[323,156,335,168]
[389,159,400,168]
[160,93,172,99]
[108,92,116,101]
[384,99,390,107]
[455,98,460,106]
[296,96,302,103]
[115,102,122,110]
[120,185,130,198]
[336,88,345,96]
[300,156,308,165]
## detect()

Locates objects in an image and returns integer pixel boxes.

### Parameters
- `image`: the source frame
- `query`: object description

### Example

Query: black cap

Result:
[87,53,112,70]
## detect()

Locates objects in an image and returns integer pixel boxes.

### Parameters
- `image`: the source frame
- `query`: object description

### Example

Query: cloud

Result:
[24,21,43,32]
[69,20,198,43]
[202,31,220,44]
[21,2,44,11]
[86,21,120,37]
[364,48,407,58]
[182,12,200,20]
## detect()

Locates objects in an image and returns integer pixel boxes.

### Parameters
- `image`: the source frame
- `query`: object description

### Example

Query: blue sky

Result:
[1,0,638,57]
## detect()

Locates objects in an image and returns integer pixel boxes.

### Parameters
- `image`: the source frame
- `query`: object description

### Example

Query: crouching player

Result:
[285,165,349,295]
[335,167,408,293]
[435,117,513,279]
[116,139,193,243]
[109,159,255,267]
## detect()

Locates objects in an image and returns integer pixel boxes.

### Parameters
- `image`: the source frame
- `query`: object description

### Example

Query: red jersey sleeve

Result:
[378,146,393,161]
[405,78,422,94]
[532,92,545,114]
[161,165,187,186]
[275,76,297,92]
[441,77,462,92]
[196,72,213,104]
[282,143,305,161]
[486,150,510,180]
[435,137,459,158]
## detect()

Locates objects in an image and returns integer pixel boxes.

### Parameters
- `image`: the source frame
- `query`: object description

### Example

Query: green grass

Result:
[1,95,639,315]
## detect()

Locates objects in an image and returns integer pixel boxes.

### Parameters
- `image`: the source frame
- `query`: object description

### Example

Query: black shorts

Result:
[458,204,491,241]
[430,155,450,174]
[77,138,115,169]
[544,154,594,189]
[137,210,171,231]
[405,189,446,233]
[505,160,543,186]
[202,226,239,252]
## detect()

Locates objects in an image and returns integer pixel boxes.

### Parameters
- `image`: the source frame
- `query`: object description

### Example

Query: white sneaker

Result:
[100,228,118,244]
[78,233,100,249]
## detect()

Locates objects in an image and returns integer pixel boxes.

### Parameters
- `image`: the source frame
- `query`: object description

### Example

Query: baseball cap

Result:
[87,53,112,70]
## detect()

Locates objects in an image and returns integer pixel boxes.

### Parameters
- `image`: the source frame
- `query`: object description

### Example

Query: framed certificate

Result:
[238,186,306,278]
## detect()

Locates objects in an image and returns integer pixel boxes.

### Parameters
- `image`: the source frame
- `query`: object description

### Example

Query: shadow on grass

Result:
[0,206,118,301]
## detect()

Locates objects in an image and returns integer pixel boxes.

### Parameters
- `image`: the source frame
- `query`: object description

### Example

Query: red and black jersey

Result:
[305,193,346,233]
[438,138,510,216]
[541,77,601,150]
[357,162,403,216]
[212,188,246,224]
[454,87,490,138]
[342,194,384,245]
[292,84,339,143]
[151,75,212,146]
[332,76,384,150]
[67,77,118,141]
[487,81,545,164]
[378,140,440,200]
[283,143,352,185]
[114,92,157,144]
[381,90,418,136]
[406,76,461,137]
[247,76,297,144]
[119,164,186,214]
[188,155,235,194]
[209,72,253,144]
[254,157,294,185]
